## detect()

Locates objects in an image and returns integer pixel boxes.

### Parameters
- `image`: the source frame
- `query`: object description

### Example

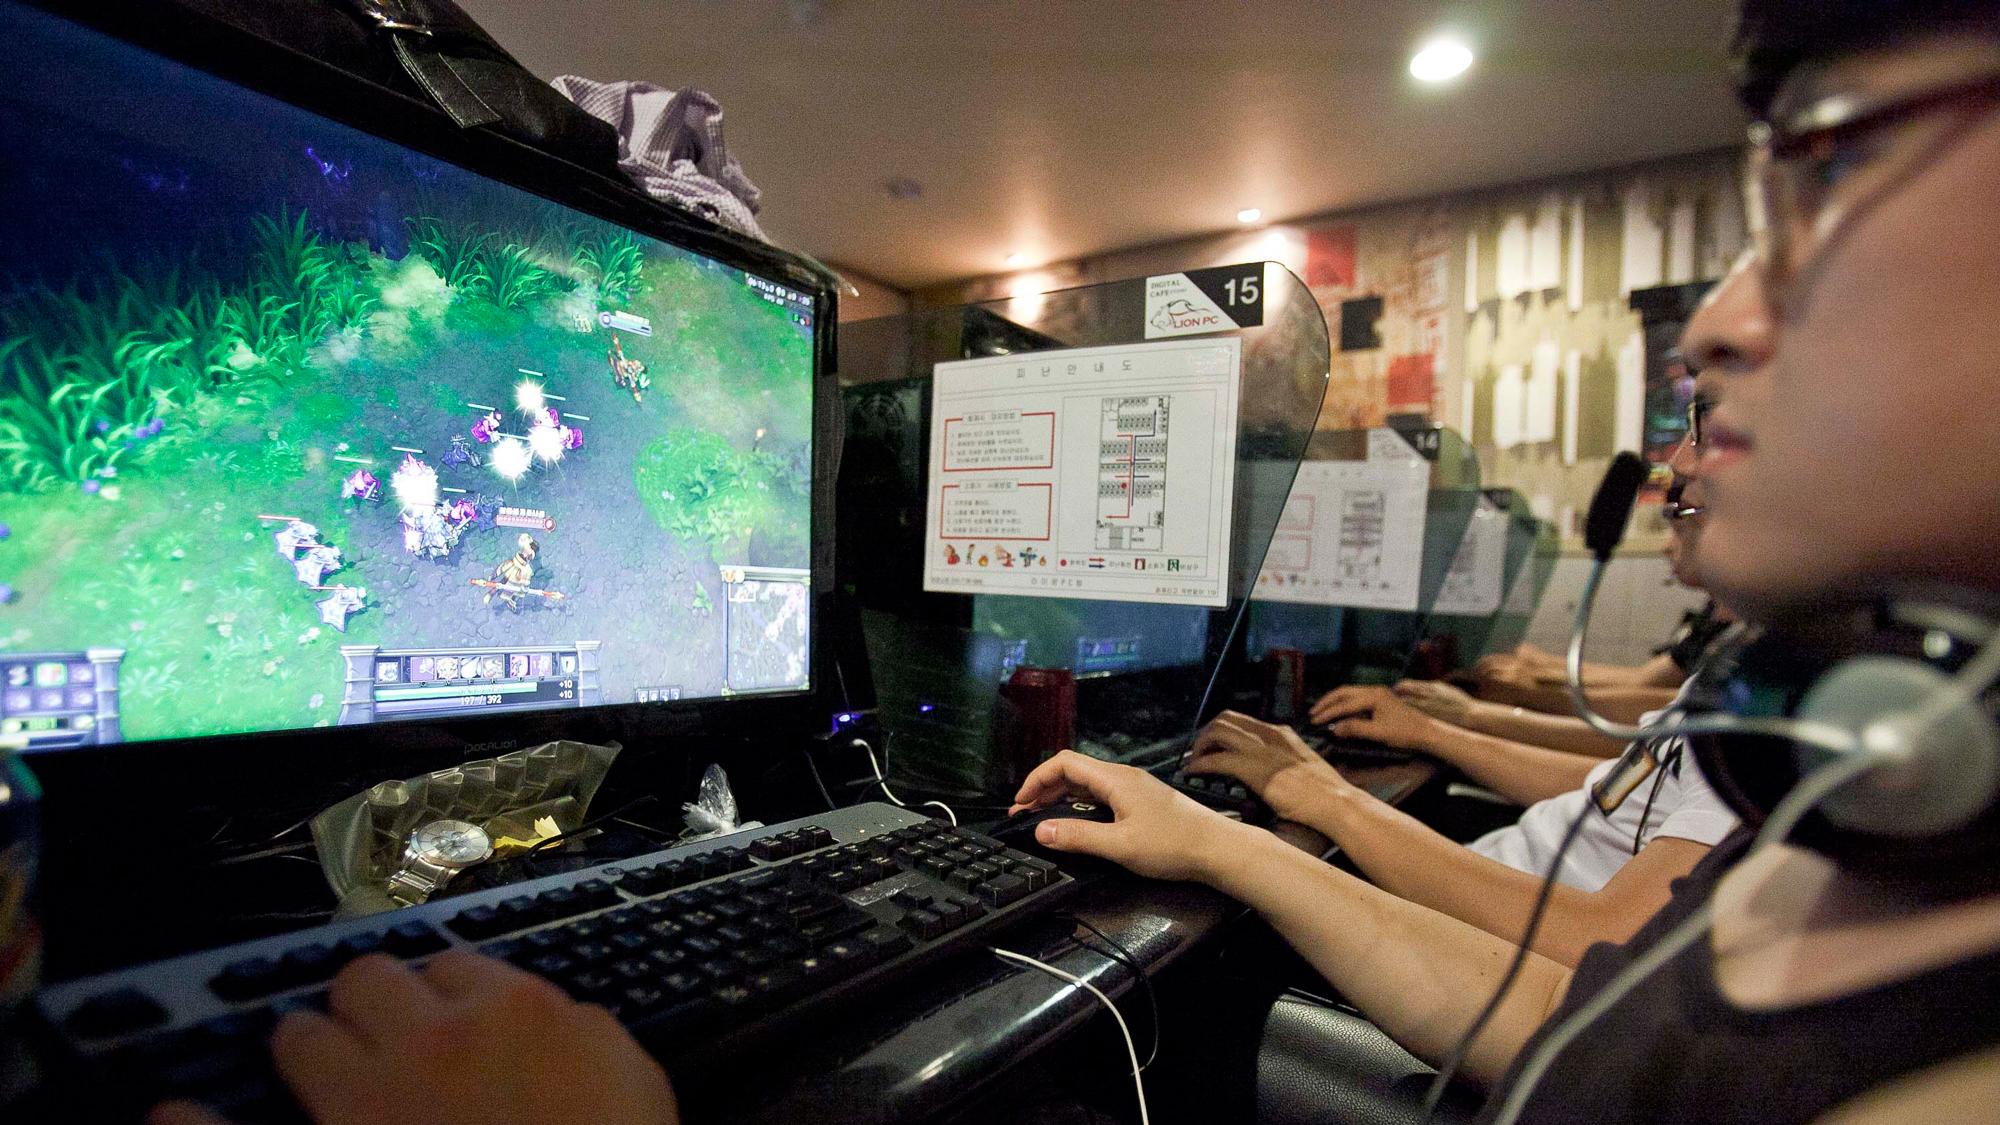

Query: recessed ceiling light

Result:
[1409,36,1474,83]
[1236,208,1263,225]
[1004,252,1024,267]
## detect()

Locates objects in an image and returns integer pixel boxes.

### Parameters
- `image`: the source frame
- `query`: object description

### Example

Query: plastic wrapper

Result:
[311,740,619,917]
[680,763,751,840]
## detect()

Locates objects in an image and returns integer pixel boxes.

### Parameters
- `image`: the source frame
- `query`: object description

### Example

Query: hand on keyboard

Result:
[1188,711,1355,823]
[1011,750,1242,882]
[148,951,679,1125]
[1307,685,1446,753]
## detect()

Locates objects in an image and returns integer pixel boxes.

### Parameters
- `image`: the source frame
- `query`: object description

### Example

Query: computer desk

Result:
[715,758,1437,1123]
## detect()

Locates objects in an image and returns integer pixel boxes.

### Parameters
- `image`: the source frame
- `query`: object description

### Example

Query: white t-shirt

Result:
[1465,700,1739,892]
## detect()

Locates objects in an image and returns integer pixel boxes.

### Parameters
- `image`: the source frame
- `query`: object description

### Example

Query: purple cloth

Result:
[549,76,766,241]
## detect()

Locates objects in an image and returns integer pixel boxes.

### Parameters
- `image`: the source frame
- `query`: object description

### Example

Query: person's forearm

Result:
[1420,724,1600,805]
[1291,781,1660,967]
[1199,821,1574,1083]
[1482,680,1678,724]
[1454,701,1626,758]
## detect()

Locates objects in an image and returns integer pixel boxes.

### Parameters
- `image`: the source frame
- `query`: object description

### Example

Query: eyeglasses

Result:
[1747,48,2000,313]
[1685,394,1714,448]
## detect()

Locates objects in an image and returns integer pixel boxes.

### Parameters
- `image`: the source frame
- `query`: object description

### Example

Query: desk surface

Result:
[724,759,1436,1124]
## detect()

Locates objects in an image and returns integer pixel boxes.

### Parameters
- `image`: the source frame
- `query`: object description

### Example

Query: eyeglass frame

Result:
[1745,48,2000,315]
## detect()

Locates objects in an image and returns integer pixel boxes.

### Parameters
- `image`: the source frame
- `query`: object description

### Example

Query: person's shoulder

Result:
[1811,1042,2000,1125]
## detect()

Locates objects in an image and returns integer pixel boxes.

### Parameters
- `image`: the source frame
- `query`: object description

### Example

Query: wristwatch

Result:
[385,819,493,906]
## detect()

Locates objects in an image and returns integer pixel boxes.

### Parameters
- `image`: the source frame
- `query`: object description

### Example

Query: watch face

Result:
[414,819,492,868]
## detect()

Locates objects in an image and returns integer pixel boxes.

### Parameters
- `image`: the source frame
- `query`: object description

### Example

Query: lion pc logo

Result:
[1144,266,1259,339]
[1149,298,1220,334]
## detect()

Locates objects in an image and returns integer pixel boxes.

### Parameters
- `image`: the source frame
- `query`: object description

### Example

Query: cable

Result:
[523,794,663,868]
[1419,788,1595,1116]
[992,946,1149,1125]
[1630,744,1677,856]
[801,745,840,811]
[1488,750,1882,1125]
[1063,914,1160,1071]
[856,736,957,825]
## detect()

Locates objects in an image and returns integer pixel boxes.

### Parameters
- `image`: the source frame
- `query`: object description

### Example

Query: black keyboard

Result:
[1301,729,1417,765]
[34,803,1074,1122]
[1167,772,1275,825]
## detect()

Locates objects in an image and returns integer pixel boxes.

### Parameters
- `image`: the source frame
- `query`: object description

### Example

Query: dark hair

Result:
[1734,0,2000,117]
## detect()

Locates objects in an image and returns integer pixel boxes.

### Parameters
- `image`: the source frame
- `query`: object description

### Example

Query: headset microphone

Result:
[1561,456,2000,843]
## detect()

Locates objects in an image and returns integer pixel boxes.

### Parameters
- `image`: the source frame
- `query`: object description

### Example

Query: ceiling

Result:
[458,1,1746,291]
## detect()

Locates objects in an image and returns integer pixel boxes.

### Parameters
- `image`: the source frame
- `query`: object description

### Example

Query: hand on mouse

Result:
[1186,711,1354,822]
[1307,685,1446,753]
[148,951,679,1125]
[1009,749,1245,882]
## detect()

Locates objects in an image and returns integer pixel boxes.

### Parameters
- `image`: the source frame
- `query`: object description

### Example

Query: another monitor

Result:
[0,2,829,758]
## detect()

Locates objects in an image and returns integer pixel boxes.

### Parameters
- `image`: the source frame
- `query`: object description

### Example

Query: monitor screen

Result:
[0,3,817,751]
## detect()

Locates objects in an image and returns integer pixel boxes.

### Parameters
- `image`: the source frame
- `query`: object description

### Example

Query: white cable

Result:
[1489,748,1886,1125]
[992,946,1150,1125]
[856,737,958,825]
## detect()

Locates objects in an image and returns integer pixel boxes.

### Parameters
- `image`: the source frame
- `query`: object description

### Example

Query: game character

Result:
[271,519,319,560]
[1019,548,1039,567]
[996,546,1015,568]
[471,410,501,444]
[608,335,650,403]
[313,584,367,632]
[484,534,539,610]
[435,656,460,680]
[340,469,380,505]
[944,544,960,565]
[562,423,583,452]
[293,543,343,587]
[441,435,481,469]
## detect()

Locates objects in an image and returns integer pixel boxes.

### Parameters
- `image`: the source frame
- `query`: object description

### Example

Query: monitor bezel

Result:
[14,0,844,816]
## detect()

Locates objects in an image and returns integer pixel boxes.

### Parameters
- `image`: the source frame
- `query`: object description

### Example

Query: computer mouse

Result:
[989,799,1117,844]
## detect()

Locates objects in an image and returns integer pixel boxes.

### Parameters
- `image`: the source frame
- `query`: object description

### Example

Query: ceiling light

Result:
[1236,208,1263,225]
[1004,252,1024,267]
[883,176,924,201]
[1410,37,1474,83]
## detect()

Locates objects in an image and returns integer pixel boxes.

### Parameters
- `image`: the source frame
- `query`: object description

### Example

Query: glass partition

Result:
[1236,426,1482,714]
[1482,499,1562,658]
[838,263,1330,799]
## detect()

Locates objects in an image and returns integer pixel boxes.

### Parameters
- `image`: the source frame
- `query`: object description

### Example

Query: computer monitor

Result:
[1,0,831,761]
[5,1,836,970]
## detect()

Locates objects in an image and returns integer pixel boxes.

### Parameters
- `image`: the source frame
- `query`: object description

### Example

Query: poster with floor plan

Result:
[924,337,1241,607]
[1254,456,1430,610]
[1432,493,1508,617]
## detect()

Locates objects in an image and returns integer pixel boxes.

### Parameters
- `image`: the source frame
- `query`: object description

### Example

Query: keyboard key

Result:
[447,904,505,940]
[713,846,752,871]
[277,942,339,985]
[800,826,835,849]
[738,868,784,890]
[573,879,619,908]
[749,837,789,861]
[900,908,944,940]
[63,987,168,1040]
[209,957,284,1002]
[335,931,384,960]
[931,899,969,929]
[572,941,615,964]
[1010,864,1050,891]
[975,873,1030,908]
[379,921,449,959]
[565,969,617,999]
[860,925,914,959]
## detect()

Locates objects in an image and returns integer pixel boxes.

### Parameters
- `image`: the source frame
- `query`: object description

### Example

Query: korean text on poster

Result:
[923,338,1243,607]
[1254,438,1431,611]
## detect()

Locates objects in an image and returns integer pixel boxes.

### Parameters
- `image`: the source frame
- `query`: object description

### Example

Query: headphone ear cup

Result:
[1794,655,2000,837]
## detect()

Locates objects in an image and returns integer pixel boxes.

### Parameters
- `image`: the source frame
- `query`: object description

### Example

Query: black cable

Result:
[802,746,840,810]
[1630,744,1678,856]
[1062,914,1161,1072]
[1420,794,1595,1117]
[524,794,663,869]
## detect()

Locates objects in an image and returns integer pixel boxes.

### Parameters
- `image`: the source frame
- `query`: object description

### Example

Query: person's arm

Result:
[1290,779,1712,965]
[1479,644,1680,690]
[1394,680,1626,758]
[1475,678,1680,725]
[1014,751,1575,1084]
[1310,686,1601,805]
[1187,713,1709,966]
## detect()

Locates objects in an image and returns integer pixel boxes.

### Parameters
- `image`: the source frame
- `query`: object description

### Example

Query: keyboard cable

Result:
[991,946,1149,1125]
[854,736,959,825]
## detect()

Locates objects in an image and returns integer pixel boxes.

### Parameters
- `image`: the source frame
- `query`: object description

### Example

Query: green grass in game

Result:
[0,206,811,743]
